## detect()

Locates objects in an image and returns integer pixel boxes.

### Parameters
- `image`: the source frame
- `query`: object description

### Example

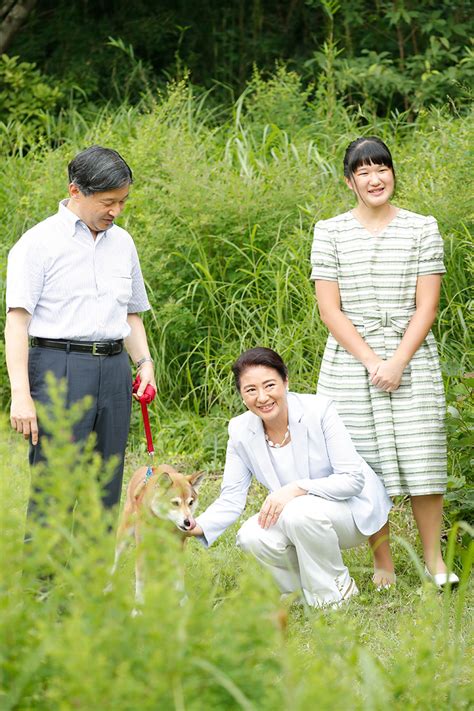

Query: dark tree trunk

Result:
[0,0,37,54]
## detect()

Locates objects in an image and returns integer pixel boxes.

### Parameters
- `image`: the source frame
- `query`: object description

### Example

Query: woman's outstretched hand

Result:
[369,356,405,392]
[258,483,306,529]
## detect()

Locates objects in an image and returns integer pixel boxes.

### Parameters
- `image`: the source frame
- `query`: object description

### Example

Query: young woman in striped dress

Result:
[310,136,458,588]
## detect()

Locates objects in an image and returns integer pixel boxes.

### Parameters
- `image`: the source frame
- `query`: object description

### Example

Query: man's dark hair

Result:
[68,145,133,195]
[232,347,289,391]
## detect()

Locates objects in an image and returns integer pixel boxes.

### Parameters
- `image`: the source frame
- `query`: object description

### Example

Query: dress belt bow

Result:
[343,309,415,335]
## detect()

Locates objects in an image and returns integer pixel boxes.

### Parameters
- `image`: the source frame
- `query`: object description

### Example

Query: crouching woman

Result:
[186,347,392,608]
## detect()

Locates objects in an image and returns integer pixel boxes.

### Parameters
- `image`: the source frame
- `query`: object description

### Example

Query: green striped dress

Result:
[310,208,447,496]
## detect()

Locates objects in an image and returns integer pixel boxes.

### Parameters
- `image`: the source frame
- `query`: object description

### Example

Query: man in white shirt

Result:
[5,145,155,509]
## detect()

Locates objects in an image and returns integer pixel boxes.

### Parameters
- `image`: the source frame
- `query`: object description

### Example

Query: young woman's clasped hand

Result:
[367,356,406,392]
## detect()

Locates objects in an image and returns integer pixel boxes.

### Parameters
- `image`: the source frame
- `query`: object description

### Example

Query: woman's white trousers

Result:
[236,495,367,607]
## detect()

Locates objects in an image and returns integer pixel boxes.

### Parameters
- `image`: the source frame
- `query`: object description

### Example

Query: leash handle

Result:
[132,375,156,455]
[132,375,156,405]
[140,401,155,455]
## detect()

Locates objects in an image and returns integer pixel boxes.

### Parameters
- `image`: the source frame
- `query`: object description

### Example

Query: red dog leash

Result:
[132,376,156,478]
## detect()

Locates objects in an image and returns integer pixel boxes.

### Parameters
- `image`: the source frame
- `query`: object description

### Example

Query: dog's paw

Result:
[131,607,143,618]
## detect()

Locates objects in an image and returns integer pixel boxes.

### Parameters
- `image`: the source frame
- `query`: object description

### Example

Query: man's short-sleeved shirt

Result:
[6,200,150,340]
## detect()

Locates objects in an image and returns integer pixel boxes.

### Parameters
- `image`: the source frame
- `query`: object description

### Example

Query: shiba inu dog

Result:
[109,463,204,610]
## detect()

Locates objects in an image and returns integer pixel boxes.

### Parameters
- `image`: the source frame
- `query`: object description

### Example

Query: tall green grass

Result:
[1,72,472,514]
[1,76,472,401]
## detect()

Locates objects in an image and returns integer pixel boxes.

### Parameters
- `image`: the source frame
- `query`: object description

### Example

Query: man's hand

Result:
[125,314,156,399]
[258,483,306,529]
[5,308,37,445]
[370,356,405,392]
[133,362,156,400]
[10,392,39,445]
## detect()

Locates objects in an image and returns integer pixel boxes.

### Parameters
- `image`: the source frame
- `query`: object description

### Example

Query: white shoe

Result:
[424,566,459,588]
[331,577,359,609]
[341,576,359,602]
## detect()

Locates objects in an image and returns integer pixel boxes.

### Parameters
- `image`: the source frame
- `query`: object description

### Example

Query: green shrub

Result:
[445,375,474,526]
[1,383,472,710]
[0,54,65,153]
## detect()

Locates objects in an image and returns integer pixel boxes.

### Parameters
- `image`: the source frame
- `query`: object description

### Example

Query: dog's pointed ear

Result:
[159,471,173,488]
[133,480,147,500]
[188,471,205,491]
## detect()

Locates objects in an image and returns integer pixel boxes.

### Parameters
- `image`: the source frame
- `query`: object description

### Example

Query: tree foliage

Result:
[0,53,63,150]
[5,0,473,115]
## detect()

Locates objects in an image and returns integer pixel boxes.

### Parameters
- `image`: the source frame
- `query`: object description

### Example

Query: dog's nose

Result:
[183,519,190,528]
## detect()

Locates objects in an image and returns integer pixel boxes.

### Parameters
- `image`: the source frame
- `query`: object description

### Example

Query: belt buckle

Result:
[92,342,105,356]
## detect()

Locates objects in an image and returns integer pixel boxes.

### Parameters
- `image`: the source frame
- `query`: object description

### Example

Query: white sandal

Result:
[424,566,459,588]
[372,569,396,591]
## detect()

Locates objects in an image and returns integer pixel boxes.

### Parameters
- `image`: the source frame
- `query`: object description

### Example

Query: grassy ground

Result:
[1,414,472,711]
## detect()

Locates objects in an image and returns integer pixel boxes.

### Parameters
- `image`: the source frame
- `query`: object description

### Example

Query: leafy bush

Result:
[445,375,474,526]
[0,54,65,153]
[8,0,474,114]
[1,385,472,710]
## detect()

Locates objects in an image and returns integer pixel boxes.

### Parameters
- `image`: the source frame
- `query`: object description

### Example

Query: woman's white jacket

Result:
[197,393,392,546]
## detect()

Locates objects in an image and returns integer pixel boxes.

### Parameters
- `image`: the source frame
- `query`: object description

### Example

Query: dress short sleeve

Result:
[417,216,446,276]
[310,220,337,281]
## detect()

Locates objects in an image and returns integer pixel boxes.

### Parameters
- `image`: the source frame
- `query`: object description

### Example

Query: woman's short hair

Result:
[343,136,395,180]
[232,347,288,391]
[68,145,133,195]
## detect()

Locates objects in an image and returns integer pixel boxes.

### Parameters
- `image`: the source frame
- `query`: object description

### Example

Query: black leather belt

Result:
[30,337,124,356]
